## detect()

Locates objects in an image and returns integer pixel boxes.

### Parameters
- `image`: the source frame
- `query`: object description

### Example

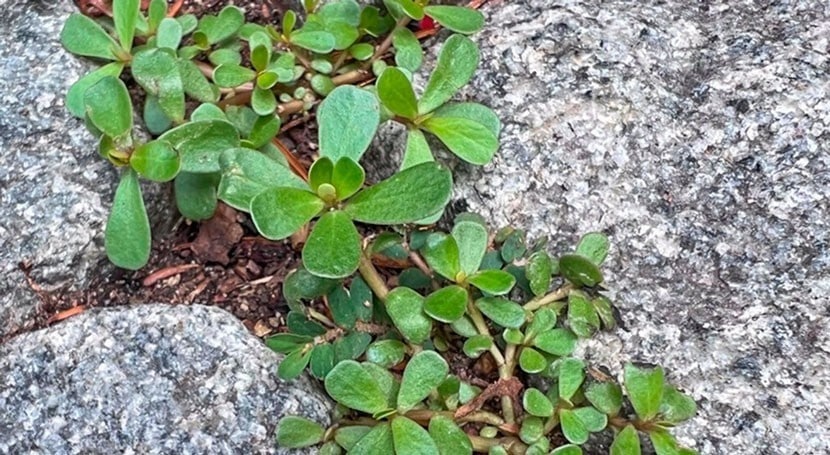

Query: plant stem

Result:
[465,294,516,423]
[358,250,389,301]
[368,16,411,66]
[522,284,573,311]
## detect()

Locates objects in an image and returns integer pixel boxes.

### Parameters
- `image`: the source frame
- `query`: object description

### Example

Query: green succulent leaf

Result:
[431,102,501,139]
[551,445,583,455]
[419,34,480,115]
[66,62,125,118]
[105,170,150,270]
[309,343,336,378]
[423,6,484,34]
[525,308,556,341]
[179,60,219,103]
[283,266,338,309]
[303,211,361,279]
[308,156,334,192]
[249,31,272,71]
[462,334,492,359]
[251,86,277,116]
[649,429,680,455]
[344,162,452,224]
[334,426,372,451]
[518,347,547,374]
[568,291,600,338]
[287,311,326,336]
[366,340,406,368]
[191,103,227,122]
[61,13,120,61]
[278,348,312,380]
[331,157,365,200]
[209,48,242,66]
[213,64,257,87]
[84,76,133,138]
[559,254,603,287]
[250,188,324,240]
[503,328,524,345]
[467,270,516,295]
[147,0,167,31]
[402,128,433,170]
[377,67,418,119]
[392,27,423,72]
[265,333,312,354]
[174,172,219,220]
[526,251,552,296]
[195,6,244,45]
[475,297,525,328]
[611,425,641,455]
[324,360,390,414]
[177,14,198,34]
[386,287,431,344]
[159,120,240,173]
[576,232,610,265]
[659,385,697,423]
[350,423,394,455]
[592,296,616,330]
[318,86,380,162]
[585,381,623,416]
[519,416,543,444]
[533,329,576,357]
[422,116,498,165]
[557,358,586,403]
[385,0,424,20]
[360,5,394,37]
[334,331,372,362]
[132,49,185,123]
[130,140,180,182]
[392,416,438,455]
[350,42,374,60]
[421,233,461,282]
[523,388,554,417]
[423,285,468,323]
[624,363,665,421]
[218,147,306,211]
[429,415,472,455]
[156,17,183,50]
[276,416,325,448]
[291,30,336,53]
[397,350,448,413]
[143,96,172,135]
[451,219,488,276]
[560,407,607,445]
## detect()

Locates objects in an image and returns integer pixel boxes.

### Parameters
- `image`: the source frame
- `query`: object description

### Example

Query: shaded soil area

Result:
[13,202,301,341]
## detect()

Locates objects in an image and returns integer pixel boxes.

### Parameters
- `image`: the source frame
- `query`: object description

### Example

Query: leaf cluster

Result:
[61,0,492,271]
[272,221,698,454]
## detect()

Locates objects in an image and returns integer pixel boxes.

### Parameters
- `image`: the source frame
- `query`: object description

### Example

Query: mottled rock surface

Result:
[424,1,827,453]
[0,0,172,338]
[0,304,330,454]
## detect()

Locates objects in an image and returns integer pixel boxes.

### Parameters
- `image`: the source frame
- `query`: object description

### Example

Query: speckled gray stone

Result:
[0,304,331,454]
[401,1,828,453]
[0,0,172,338]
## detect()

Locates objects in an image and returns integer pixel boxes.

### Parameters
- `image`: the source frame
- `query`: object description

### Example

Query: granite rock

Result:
[435,1,828,453]
[0,0,172,338]
[0,304,331,454]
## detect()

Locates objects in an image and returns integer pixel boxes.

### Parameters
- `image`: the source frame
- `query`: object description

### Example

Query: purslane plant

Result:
[270,218,698,454]
[61,2,697,452]
[61,0,495,271]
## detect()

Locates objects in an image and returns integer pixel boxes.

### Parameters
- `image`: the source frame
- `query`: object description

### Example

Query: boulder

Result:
[450,1,829,453]
[0,304,331,454]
